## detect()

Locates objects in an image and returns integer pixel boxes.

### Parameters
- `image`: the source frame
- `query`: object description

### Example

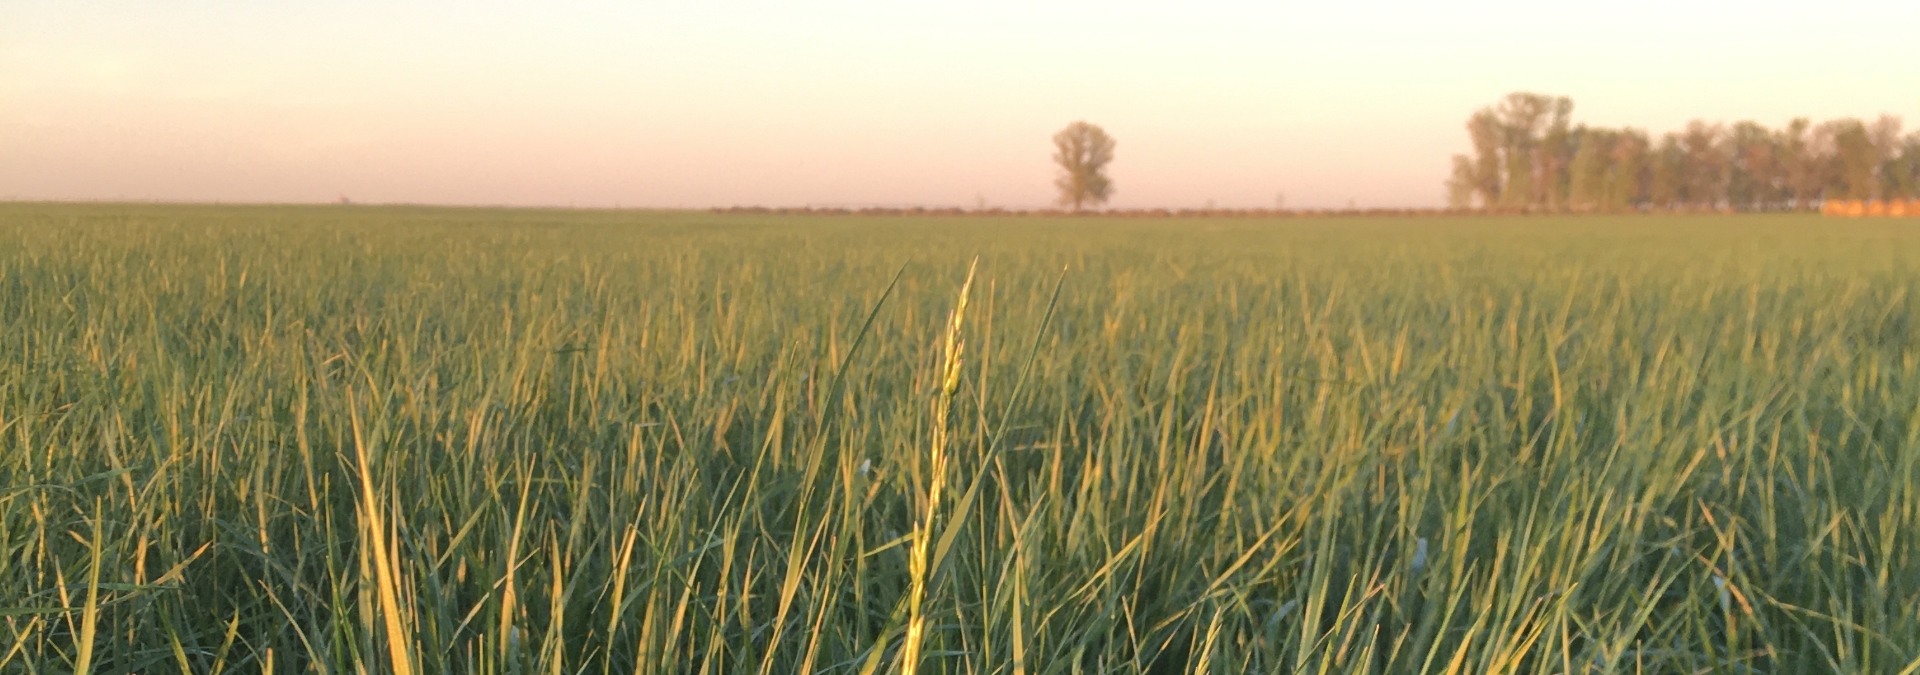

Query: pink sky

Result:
[3,1,1917,209]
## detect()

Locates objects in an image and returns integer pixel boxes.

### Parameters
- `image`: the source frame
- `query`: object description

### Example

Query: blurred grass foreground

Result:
[3,203,1920,673]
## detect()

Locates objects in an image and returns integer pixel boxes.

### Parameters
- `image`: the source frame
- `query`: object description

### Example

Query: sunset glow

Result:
[4,0,1916,208]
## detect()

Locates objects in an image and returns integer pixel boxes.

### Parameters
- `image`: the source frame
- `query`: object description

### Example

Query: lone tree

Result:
[1052,121,1115,210]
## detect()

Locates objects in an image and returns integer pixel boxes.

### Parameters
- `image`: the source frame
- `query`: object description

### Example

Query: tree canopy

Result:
[1449,93,1920,212]
[1053,121,1115,211]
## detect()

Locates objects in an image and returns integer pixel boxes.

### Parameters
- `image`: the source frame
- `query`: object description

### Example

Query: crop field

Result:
[4,203,1920,674]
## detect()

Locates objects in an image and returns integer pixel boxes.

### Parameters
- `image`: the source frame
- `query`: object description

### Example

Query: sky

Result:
[3,1,1918,210]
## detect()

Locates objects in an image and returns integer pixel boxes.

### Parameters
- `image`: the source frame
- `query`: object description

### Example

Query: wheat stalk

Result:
[901,258,977,675]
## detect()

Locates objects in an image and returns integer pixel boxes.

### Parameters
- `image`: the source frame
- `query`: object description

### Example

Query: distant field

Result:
[4,203,1920,673]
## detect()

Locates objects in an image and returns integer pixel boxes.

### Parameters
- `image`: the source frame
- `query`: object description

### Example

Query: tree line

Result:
[1447,92,1920,212]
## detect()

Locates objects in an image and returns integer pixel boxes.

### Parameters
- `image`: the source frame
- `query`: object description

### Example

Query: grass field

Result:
[3,203,1919,674]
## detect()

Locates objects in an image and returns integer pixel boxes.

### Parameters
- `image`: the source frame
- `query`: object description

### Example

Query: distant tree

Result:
[1727,121,1778,211]
[1726,122,1761,208]
[1890,132,1920,201]
[1465,110,1504,207]
[1447,155,1478,208]
[1496,93,1554,209]
[1826,119,1876,201]
[1608,129,1651,211]
[1540,99,1577,209]
[1779,119,1823,210]
[1649,134,1685,209]
[1051,121,1116,211]
[1869,115,1906,199]
[1678,120,1728,209]
[1568,127,1615,211]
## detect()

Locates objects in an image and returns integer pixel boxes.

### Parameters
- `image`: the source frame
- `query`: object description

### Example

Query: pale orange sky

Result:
[3,1,1917,209]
